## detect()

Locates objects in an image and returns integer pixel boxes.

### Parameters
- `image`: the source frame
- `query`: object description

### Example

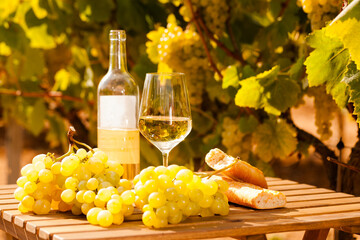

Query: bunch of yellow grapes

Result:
[15,148,134,227]
[146,21,213,105]
[221,117,252,161]
[298,0,342,30]
[15,143,230,228]
[307,86,339,141]
[134,165,230,228]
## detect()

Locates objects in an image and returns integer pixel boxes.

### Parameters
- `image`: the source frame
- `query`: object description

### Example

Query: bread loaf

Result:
[212,175,286,209]
[205,148,268,188]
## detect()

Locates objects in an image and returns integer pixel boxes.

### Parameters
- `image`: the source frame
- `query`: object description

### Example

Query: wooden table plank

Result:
[31,200,360,240]
[286,192,351,202]
[0,178,358,240]
[269,184,315,191]
[50,211,360,240]
[281,188,334,196]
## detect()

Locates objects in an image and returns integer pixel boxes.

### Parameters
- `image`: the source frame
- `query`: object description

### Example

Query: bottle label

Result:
[98,128,140,164]
[99,95,137,129]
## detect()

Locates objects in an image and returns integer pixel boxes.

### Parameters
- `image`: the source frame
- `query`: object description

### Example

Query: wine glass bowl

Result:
[139,72,192,167]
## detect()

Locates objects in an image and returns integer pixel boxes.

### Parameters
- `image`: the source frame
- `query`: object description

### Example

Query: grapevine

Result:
[298,0,342,30]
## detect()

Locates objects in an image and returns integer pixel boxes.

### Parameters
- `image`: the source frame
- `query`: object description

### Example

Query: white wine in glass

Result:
[139,73,192,167]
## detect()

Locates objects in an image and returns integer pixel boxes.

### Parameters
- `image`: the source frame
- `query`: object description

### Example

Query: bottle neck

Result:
[108,39,128,72]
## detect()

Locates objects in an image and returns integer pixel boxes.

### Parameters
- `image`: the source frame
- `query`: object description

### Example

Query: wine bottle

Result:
[97,30,140,179]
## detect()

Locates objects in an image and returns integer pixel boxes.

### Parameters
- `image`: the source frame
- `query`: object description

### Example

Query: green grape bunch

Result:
[15,128,134,227]
[221,117,252,161]
[307,86,339,141]
[146,19,213,106]
[15,127,231,228]
[134,165,230,228]
[298,0,342,30]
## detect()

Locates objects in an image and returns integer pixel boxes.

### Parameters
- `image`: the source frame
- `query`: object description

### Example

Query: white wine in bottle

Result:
[97,30,140,180]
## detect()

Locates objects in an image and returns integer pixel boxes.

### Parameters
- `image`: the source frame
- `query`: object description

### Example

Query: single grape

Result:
[21,164,34,176]
[24,181,37,194]
[83,190,96,203]
[189,188,204,202]
[87,207,102,225]
[16,176,28,188]
[32,154,46,165]
[94,195,106,208]
[26,170,39,182]
[98,181,112,190]
[158,174,173,189]
[51,162,61,175]
[148,192,166,208]
[76,148,87,160]
[121,190,135,205]
[33,199,51,215]
[106,171,120,186]
[93,151,108,163]
[164,187,177,201]
[183,201,199,216]
[154,166,170,176]
[86,178,99,190]
[18,202,29,213]
[214,179,229,193]
[71,205,82,215]
[38,169,54,183]
[198,194,214,208]
[176,194,189,209]
[43,156,53,169]
[134,184,148,199]
[97,210,113,227]
[107,199,122,214]
[168,211,183,224]
[98,188,111,202]
[61,189,76,203]
[200,208,214,217]
[153,216,168,228]
[112,213,124,225]
[142,210,156,227]
[167,164,181,178]
[81,202,95,215]
[117,186,125,195]
[155,205,169,219]
[21,195,35,210]
[77,180,87,190]
[121,204,134,217]
[58,201,72,212]
[166,201,180,216]
[200,179,218,195]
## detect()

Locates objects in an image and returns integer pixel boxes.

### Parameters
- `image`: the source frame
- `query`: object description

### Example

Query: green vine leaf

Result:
[222,65,241,89]
[304,28,350,108]
[326,18,360,70]
[235,65,300,115]
[343,61,360,123]
[77,0,115,23]
[253,118,298,162]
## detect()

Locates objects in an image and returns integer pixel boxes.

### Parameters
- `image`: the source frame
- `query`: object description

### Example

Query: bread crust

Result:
[212,175,286,209]
[205,148,268,188]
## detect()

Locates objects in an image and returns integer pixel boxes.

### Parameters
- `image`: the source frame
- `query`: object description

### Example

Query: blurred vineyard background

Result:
[0,0,360,237]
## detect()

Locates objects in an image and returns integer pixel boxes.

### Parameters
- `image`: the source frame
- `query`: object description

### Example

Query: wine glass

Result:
[139,72,192,167]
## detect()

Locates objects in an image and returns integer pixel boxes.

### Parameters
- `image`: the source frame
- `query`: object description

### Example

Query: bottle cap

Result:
[109,30,126,41]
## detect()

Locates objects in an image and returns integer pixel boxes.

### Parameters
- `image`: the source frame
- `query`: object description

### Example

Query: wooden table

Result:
[0,177,360,240]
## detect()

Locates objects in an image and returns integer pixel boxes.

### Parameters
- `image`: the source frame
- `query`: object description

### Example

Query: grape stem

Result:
[195,157,240,178]
[184,0,223,78]
[56,144,74,161]
[67,126,95,153]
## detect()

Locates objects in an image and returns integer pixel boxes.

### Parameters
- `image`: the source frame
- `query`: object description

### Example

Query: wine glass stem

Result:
[162,152,169,167]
